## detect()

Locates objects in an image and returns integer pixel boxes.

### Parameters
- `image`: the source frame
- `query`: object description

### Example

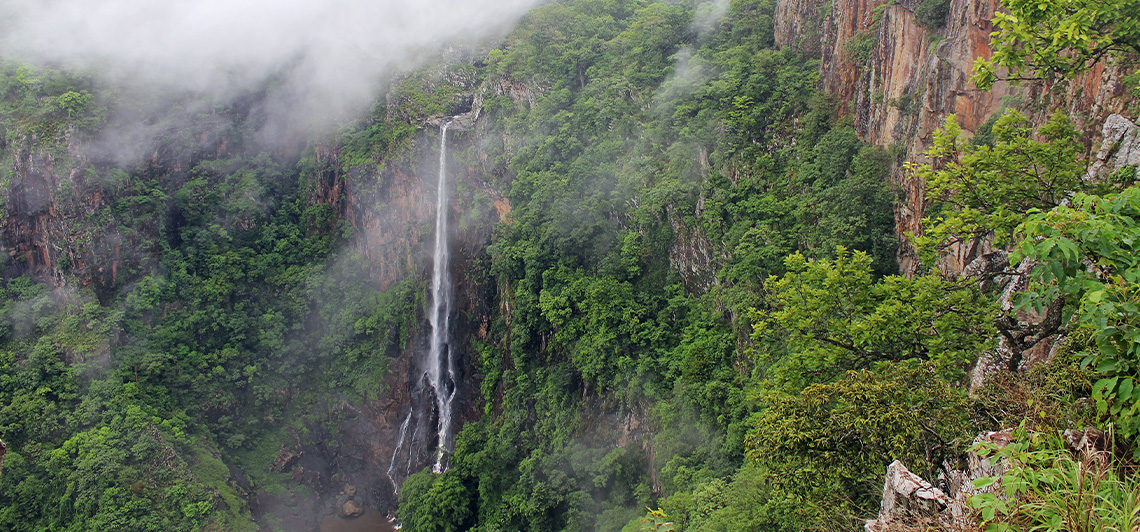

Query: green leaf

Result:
[1120,378,1135,403]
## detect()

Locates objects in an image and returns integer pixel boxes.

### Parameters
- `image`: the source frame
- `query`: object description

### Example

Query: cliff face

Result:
[2,131,84,284]
[0,69,515,526]
[1,106,250,299]
[274,73,527,521]
[775,0,1136,275]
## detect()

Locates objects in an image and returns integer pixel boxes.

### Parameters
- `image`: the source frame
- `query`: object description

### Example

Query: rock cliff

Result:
[775,0,1135,275]
[274,71,530,520]
[0,68,516,526]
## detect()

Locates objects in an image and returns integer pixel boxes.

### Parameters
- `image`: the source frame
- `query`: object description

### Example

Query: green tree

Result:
[1013,185,1140,441]
[972,0,1140,89]
[398,469,474,532]
[751,248,995,388]
[745,364,973,530]
[912,110,1086,261]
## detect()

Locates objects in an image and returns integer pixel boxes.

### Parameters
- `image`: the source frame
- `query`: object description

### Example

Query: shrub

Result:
[915,0,951,31]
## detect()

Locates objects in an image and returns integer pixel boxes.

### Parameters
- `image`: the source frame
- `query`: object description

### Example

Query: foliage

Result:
[338,118,416,174]
[745,364,973,529]
[631,508,676,531]
[398,469,475,532]
[972,0,1140,89]
[802,141,898,276]
[912,110,1086,261]
[0,76,417,528]
[0,63,108,143]
[971,335,1098,433]
[914,0,952,32]
[752,248,994,388]
[539,269,652,391]
[387,75,468,123]
[969,427,1140,532]
[843,30,876,63]
[658,467,801,532]
[0,279,254,531]
[5,0,1131,530]
[1012,185,1140,441]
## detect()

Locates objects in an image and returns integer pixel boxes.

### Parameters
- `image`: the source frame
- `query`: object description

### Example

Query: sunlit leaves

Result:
[752,248,996,388]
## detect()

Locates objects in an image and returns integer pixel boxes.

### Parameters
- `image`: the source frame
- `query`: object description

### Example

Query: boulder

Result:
[339,499,365,518]
[270,446,301,472]
[865,461,959,531]
[335,485,366,519]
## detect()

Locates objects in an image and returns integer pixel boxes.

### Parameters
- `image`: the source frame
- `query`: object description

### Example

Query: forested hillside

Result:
[0,0,1137,531]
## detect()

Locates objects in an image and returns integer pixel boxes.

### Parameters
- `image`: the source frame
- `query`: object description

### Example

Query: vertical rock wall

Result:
[2,114,237,297]
[775,0,1136,275]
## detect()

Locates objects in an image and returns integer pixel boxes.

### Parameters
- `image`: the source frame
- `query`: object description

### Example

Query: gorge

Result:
[0,0,1137,531]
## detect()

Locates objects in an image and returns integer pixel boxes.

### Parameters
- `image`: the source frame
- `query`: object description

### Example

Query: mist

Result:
[0,0,543,130]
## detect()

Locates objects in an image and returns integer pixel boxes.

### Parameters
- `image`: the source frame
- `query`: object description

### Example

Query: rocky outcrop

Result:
[668,208,720,292]
[866,429,1013,531]
[865,460,959,531]
[1087,114,1140,182]
[1,104,246,297]
[2,130,115,290]
[863,1,1133,274]
[867,428,1114,531]
[335,486,366,518]
[964,255,1060,391]
[773,0,1135,396]
[963,114,1140,390]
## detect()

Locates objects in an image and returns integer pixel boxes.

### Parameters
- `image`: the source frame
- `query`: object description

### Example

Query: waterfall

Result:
[385,121,458,501]
[385,411,412,493]
[427,121,456,473]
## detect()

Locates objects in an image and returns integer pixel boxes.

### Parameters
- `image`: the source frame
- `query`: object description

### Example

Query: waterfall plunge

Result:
[385,121,458,500]
[427,121,457,473]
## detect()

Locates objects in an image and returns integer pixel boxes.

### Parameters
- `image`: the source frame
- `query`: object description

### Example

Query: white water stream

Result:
[426,121,456,473]
[385,121,458,500]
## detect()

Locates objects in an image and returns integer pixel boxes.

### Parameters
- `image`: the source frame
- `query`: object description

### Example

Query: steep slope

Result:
[0,0,1135,531]
[775,0,1135,274]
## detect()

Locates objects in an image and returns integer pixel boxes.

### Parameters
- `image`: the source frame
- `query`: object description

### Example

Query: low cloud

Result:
[1,0,541,128]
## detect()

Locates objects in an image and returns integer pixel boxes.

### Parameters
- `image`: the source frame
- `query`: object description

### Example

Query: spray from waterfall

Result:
[427,121,457,473]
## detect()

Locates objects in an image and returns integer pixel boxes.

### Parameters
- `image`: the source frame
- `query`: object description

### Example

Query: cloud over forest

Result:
[0,0,541,124]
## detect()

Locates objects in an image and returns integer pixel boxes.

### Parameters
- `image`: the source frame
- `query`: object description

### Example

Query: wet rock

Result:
[291,465,323,488]
[339,499,365,518]
[336,486,366,518]
[270,446,301,472]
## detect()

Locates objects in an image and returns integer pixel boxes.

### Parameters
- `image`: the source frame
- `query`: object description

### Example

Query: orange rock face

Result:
[775,0,1135,275]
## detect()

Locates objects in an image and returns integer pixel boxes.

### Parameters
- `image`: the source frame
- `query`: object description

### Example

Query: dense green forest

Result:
[1,0,1138,530]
